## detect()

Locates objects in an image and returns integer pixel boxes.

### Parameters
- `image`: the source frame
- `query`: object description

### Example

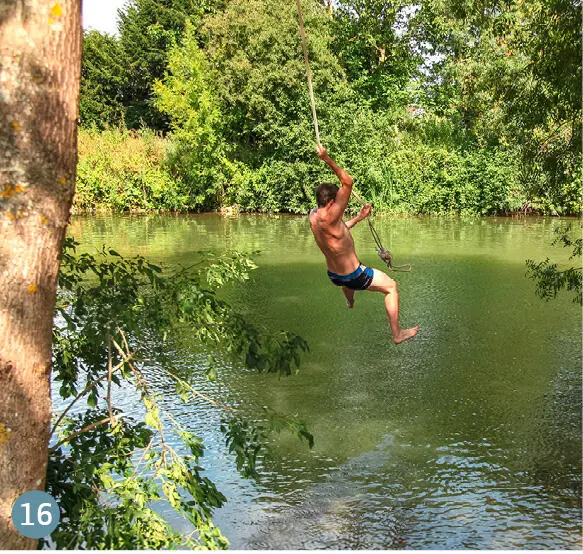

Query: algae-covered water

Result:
[64,214,582,549]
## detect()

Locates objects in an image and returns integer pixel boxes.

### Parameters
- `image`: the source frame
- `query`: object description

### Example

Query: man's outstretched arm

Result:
[316,145,353,222]
[316,145,353,187]
[345,204,372,229]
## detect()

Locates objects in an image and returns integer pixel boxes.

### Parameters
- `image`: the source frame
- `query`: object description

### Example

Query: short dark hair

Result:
[315,182,339,207]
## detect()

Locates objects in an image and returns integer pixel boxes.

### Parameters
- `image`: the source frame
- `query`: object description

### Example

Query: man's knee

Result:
[370,269,397,294]
[384,279,397,294]
[375,277,397,295]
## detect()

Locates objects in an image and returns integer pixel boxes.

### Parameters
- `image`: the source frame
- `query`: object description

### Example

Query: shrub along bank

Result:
[75,127,541,216]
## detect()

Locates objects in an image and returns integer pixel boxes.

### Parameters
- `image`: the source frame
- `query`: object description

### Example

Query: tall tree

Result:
[154,23,227,209]
[79,30,126,129]
[0,0,81,547]
[411,0,582,212]
[118,0,205,130]
[330,0,420,110]
[203,0,346,153]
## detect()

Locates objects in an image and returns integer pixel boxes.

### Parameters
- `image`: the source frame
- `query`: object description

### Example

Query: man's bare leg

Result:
[367,269,419,344]
[342,286,355,308]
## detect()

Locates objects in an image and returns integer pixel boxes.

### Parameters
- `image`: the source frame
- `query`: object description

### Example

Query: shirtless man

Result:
[309,145,419,344]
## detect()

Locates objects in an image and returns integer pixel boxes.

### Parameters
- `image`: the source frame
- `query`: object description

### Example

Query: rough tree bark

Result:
[0,0,81,547]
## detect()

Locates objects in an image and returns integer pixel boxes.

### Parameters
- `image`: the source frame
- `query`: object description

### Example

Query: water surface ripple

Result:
[61,214,582,549]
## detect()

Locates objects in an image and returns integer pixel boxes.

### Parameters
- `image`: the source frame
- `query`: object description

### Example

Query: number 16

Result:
[20,503,53,526]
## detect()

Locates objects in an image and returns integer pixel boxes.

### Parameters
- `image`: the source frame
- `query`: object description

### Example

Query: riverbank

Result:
[75,129,581,218]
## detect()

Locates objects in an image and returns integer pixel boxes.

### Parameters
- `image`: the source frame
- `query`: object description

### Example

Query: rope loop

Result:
[368,218,411,272]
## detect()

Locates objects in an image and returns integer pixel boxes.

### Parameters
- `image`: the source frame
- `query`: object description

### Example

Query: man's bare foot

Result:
[393,326,419,344]
[346,298,354,308]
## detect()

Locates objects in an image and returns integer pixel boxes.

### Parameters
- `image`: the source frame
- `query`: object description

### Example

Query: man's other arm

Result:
[345,204,372,229]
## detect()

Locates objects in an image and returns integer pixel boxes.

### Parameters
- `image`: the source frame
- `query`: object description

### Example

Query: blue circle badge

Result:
[11,491,60,539]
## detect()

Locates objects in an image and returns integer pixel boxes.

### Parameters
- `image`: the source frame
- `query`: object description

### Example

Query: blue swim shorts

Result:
[327,264,374,291]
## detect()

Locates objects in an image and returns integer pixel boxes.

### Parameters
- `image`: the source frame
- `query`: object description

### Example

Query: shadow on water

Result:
[247,434,401,550]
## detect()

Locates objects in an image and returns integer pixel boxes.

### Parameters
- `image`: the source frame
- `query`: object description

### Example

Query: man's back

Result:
[309,208,360,275]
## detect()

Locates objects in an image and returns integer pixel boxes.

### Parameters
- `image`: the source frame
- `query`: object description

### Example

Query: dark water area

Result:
[64,214,582,549]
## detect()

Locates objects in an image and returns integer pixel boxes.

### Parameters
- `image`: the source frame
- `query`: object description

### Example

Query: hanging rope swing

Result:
[295,0,411,272]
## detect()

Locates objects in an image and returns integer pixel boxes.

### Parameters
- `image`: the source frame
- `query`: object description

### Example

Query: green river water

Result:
[64,214,582,549]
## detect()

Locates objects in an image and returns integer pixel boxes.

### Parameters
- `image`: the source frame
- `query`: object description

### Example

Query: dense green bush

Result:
[75,128,191,212]
[376,144,524,215]
[74,123,528,216]
[225,159,320,213]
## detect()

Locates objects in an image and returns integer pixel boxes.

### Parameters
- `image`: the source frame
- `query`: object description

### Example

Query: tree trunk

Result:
[0,0,81,548]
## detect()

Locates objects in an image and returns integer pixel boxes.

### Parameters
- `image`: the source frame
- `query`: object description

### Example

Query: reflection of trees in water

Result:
[68,214,577,272]
[68,213,317,263]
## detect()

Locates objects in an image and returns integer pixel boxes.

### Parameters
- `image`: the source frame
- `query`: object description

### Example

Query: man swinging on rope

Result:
[309,145,419,344]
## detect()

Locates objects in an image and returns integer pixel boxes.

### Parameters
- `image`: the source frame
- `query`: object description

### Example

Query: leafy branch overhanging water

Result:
[46,238,311,549]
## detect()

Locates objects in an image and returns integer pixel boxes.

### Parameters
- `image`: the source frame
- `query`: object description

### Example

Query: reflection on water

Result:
[63,214,582,549]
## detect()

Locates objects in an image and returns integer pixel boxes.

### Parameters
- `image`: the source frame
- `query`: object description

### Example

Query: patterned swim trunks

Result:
[327,264,374,290]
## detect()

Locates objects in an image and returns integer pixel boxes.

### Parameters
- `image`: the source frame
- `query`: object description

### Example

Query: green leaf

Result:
[100,473,115,488]
[144,408,160,429]
[206,366,218,381]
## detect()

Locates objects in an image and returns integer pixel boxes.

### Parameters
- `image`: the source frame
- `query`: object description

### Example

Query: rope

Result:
[368,218,412,272]
[295,0,411,272]
[295,0,320,145]
[295,0,369,207]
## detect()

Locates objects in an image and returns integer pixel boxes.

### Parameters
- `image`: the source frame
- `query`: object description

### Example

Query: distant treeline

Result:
[77,0,581,215]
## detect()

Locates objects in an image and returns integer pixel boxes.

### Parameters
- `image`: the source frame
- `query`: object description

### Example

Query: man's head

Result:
[316,182,339,208]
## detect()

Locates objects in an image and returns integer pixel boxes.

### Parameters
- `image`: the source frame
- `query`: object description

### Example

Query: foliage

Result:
[79,30,126,129]
[410,0,582,214]
[74,122,526,215]
[202,0,347,153]
[380,141,523,215]
[329,0,420,110]
[225,159,320,213]
[75,128,191,212]
[76,0,580,217]
[223,110,524,215]
[47,238,310,548]
[221,408,314,479]
[117,0,207,130]
[526,224,582,305]
[153,23,228,210]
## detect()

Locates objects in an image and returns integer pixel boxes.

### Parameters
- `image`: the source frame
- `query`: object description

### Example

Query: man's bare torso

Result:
[309,208,360,275]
